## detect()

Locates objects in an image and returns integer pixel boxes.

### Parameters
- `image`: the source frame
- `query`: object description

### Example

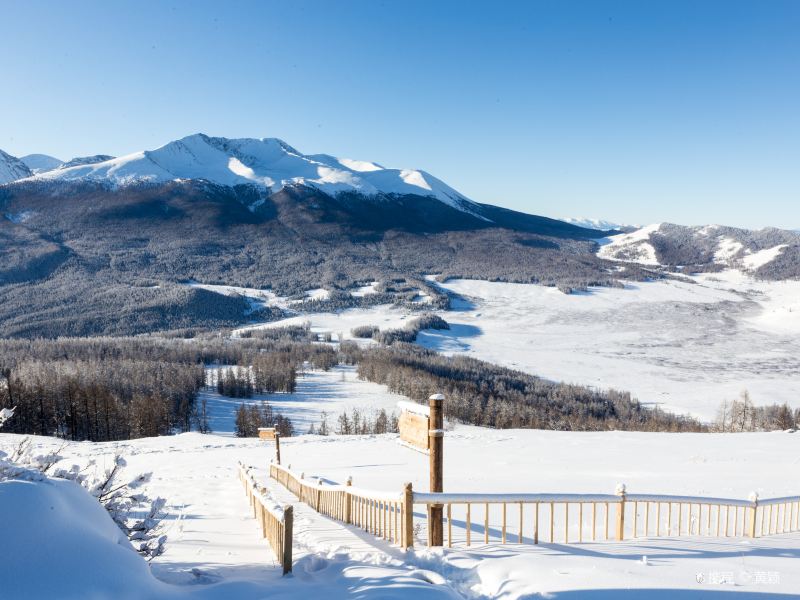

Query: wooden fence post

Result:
[275,433,281,466]
[345,476,353,524]
[282,505,293,575]
[748,492,759,538]
[615,483,626,541]
[403,482,414,550]
[428,393,445,547]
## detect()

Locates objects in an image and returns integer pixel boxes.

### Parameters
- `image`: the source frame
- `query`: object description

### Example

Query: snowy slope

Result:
[0,149,33,183]
[600,222,796,273]
[3,427,800,599]
[561,217,629,231]
[33,134,479,213]
[20,153,63,174]
[597,223,662,265]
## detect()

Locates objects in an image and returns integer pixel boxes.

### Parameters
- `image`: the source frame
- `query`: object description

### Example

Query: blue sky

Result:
[1,0,798,228]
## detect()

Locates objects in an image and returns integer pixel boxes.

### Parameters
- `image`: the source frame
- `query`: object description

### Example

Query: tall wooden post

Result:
[282,505,293,575]
[428,393,444,546]
[275,433,281,466]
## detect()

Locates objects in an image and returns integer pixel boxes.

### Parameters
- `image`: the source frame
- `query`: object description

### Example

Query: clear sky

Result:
[1,0,798,228]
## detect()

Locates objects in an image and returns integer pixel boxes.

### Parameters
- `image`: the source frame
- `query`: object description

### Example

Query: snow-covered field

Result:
[8,258,793,596]
[201,365,406,434]
[419,272,800,419]
[3,421,799,599]
[227,270,800,421]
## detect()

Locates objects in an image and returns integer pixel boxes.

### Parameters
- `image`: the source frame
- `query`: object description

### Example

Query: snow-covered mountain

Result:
[59,154,116,169]
[0,149,33,184]
[561,217,631,232]
[32,133,479,214]
[599,222,799,274]
[20,154,63,174]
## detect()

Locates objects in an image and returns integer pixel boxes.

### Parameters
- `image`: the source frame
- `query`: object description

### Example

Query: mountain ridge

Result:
[23,133,484,218]
[0,149,33,184]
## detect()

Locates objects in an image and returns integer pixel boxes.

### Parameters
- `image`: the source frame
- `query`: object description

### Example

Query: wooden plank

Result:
[258,427,276,440]
[399,411,429,451]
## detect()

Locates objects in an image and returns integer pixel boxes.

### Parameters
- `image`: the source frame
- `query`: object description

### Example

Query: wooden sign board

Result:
[258,427,276,440]
[399,411,429,452]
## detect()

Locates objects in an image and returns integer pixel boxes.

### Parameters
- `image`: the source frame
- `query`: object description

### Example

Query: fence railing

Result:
[267,462,800,549]
[412,489,800,547]
[269,462,410,548]
[239,462,293,574]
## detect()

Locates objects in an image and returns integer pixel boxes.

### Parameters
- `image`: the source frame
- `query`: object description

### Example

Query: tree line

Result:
[713,391,799,432]
[341,342,706,432]
[0,360,203,441]
[212,354,297,398]
[308,407,399,436]
[0,333,331,441]
[234,401,294,438]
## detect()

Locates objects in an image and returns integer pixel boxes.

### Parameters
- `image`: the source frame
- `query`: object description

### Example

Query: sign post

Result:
[397,394,445,547]
[259,427,280,465]
[428,393,444,546]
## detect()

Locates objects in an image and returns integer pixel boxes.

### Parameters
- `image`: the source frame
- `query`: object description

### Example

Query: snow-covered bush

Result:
[0,417,167,560]
[0,406,14,428]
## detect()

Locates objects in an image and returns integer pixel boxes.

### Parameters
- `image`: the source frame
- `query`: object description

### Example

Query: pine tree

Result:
[235,404,248,437]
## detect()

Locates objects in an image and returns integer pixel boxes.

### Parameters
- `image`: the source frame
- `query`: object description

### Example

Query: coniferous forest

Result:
[0,324,714,441]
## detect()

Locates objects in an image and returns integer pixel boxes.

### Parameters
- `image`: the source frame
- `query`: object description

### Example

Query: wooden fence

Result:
[269,462,410,547]
[267,462,800,549]
[412,489,800,547]
[239,462,293,574]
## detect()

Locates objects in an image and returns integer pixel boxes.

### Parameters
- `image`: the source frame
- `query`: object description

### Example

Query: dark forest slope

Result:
[0,181,641,337]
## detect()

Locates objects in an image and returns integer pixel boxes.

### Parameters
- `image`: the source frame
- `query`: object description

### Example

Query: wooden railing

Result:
[412,491,622,546]
[269,462,410,548]
[267,462,800,549]
[753,495,800,538]
[412,488,800,547]
[239,462,293,574]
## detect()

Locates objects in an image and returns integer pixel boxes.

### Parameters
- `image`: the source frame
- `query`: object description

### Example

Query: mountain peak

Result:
[29,133,480,215]
[21,154,63,174]
[0,149,33,184]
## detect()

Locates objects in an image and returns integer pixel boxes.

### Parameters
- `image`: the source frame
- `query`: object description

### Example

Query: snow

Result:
[351,281,380,297]
[419,275,800,419]
[0,148,33,184]
[597,223,662,265]
[0,477,169,600]
[233,304,413,340]
[302,288,330,302]
[20,153,63,174]
[599,224,791,273]
[186,281,284,314]
[234,270,800,421]
[3,424,800,598]
[714,236,745,263]
[4,210,36,223]
[741,245,788,271]
[31,133,480,214]
[561,217,630,231]
[201,365,406,435]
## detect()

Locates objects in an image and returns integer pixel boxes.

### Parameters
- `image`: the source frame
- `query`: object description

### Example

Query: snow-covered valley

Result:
[3,268,800,598]
[226,269,800,421]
